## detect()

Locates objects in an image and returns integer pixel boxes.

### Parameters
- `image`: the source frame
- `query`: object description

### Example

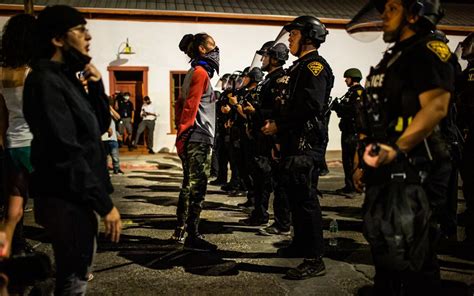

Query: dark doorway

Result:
[107,66,149,148]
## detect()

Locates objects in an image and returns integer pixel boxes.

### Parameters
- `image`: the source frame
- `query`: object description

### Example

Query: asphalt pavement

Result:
[23,151,474,295]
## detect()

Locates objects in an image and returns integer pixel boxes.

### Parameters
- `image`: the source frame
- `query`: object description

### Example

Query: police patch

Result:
[426,41,451,62]
[307,62,324,76]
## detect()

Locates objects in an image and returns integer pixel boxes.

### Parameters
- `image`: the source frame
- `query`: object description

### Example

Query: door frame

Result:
[107,66,149,97]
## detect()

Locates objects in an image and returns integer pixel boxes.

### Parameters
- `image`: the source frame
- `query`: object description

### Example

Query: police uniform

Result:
[361,35,454,294]
[276,50,334,258]
[333,84,365,192]
[457,61,474,241]
[245,67,291,228]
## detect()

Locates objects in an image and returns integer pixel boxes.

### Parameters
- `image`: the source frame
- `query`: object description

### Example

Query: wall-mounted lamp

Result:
[117,38,135,58]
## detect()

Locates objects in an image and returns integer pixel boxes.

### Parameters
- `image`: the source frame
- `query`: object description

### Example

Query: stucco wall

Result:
[0,16,468,152]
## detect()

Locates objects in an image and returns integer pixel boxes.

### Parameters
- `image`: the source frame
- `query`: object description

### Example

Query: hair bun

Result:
[179,34,194,53]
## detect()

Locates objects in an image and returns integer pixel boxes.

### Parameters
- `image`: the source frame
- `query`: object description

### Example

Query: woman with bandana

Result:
[23,6,122,294]
[171,33,219,251]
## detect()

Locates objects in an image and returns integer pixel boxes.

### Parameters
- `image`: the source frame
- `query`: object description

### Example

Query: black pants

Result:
[281,154,324,258]
[214,129,229,182]
[250,155,291,229]
[368,161,451,296]
[460,136,474,239]
[341,131,357,190]
[35,198,97,295]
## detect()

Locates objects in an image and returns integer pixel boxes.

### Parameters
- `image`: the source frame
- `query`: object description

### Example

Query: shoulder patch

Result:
[307,61,324,76]
[426,41,451,62]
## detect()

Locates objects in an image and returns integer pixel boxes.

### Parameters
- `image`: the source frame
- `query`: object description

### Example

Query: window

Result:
[169,71,188,134]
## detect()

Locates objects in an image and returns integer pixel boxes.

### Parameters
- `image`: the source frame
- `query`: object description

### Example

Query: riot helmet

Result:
[459,33,474,61]
[224,71,242,91]
[267,43,290,63]
[247,67,264,83]
[346,0,444,43]
[283,15,328,45]
[256,41,275,55]
[216,73,231,90]
[250,41,274,72]
[271,15,328,58]
[373,0,443,31]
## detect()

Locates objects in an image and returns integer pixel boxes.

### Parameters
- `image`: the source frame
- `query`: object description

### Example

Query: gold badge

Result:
[427,41,451,62]
[307,62,324,76]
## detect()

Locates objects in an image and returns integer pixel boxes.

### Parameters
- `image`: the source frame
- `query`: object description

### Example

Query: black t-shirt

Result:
[117,99,134,118]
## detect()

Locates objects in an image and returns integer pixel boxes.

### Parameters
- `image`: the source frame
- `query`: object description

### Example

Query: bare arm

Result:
[396,88,450,152]
[109,106,121,121]
[364,88,450,167]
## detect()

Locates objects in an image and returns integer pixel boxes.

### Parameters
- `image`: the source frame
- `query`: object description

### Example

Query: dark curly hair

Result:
[0,14,36,68]
[178,33,211,60]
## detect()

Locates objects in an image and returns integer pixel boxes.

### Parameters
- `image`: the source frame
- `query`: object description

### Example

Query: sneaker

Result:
[286,258,326,280]
[259,224,291,236]
[113,169,125,175]
[148,149,155,154]
[239,217,268,226]
[87,273,94,282]
[237,200,254,208]
[277,244,303,258]
[170,226,186,243]
[184,234,218,252]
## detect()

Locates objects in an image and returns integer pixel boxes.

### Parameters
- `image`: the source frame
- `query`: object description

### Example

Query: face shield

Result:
[345,1,383,42]
[459,34,474,61]
[234,75,247,90]
[223,72,242,91]
[249,51,266,72]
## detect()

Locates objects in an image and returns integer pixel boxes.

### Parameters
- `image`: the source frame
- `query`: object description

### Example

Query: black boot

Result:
[184,234,218,252]
[184,214,217,252]
[286,258,326,280]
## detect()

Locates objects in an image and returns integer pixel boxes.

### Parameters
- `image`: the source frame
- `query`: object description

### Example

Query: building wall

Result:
[0,16,467,152]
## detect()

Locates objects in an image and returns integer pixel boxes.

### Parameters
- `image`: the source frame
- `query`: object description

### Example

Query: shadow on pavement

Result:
[321,205,363,220]
[98,233,287,277]
[121,194,244,214]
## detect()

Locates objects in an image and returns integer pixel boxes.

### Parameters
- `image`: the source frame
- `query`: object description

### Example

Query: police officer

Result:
[350,0,454,294]
[332,68,364,194]
[262,15,334,280]
[239,42,292,233]
[222,67,263,210]
[457,32,474,243]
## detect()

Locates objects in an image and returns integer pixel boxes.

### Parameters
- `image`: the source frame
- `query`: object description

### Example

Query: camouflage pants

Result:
[176,142,211,235]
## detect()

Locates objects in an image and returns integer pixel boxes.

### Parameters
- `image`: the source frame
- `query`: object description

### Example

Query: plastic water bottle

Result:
[329,219,338,247]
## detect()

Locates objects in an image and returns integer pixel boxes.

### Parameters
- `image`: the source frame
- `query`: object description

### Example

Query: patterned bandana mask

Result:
[200,46,220,75]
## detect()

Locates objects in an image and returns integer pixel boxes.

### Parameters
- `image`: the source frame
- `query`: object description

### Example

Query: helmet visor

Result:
[346,2,383,43]
[249,51,266,72]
